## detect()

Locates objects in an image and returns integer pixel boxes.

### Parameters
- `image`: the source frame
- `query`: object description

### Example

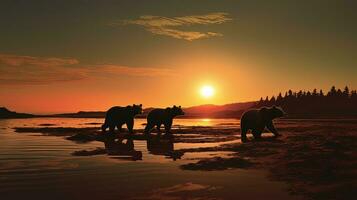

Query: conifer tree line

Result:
[253,86,357,117]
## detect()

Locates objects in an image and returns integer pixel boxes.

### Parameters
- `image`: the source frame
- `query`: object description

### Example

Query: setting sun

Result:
[200,85,215,98]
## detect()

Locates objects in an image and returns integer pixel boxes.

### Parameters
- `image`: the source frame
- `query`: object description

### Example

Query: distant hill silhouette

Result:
[0,107,34,119]
[183,102,254,118]
[49,102,255,118]
[252,86,357,118]
[52,111,106,118]
[2,86,356,119]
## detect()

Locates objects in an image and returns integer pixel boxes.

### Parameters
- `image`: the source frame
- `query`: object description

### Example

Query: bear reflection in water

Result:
[103,136,142,161]
[146,136,184,161]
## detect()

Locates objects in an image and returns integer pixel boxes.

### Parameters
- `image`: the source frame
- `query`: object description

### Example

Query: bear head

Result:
[269,106,285,118]
[169,105,185,117]
[131,104,143,115]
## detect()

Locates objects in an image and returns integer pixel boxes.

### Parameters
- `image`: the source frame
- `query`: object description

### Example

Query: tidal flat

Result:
[1,118,356,199]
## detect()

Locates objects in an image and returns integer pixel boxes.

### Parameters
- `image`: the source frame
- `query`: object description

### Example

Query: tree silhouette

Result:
[343,86,349,97]
[265,96,269,103]
[328,86,337,96]
[312,89,318,96]
[319,89,324,96]
[270,96,276,104]
[251,86,357,118]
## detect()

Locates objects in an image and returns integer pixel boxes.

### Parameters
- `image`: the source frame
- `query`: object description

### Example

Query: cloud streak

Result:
[0,54,84,85]
[93,64,173,77]
[0,54,173,85]
[116,12,232,41]
[0,54,78,67]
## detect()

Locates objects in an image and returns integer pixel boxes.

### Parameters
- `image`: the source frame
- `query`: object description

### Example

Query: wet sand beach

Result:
[1,118,356,199]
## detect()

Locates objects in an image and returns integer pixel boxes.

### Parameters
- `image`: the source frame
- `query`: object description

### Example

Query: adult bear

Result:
[102,104,142,134]
[144,105,184,135]
[240,106,285,142]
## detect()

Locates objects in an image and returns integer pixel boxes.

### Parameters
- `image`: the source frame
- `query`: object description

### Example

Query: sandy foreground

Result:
[15,119,357,200]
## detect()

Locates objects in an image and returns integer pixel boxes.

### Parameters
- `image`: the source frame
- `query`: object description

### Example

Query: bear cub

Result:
[240,106,285,142]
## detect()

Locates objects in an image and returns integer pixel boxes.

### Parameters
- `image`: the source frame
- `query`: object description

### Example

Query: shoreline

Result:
[9,119,357,199]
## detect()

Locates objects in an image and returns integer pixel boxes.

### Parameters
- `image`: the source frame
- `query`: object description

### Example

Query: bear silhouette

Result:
[240,106,285,142]
[102,104,142,134]
[144,105,184,135]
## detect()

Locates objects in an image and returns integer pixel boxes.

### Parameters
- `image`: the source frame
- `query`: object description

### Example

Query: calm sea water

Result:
[0,118,300,200]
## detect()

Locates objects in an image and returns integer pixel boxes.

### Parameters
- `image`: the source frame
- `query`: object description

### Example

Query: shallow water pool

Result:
[0,118,302,200]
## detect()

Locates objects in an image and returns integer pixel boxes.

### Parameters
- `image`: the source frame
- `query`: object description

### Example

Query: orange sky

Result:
[1,50,352,114]
[0,1,356,114]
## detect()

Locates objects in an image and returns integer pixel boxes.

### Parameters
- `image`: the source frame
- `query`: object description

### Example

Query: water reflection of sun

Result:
[201,118,212,126]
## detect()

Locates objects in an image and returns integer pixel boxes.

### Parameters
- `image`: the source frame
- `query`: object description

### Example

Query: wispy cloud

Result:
[0,54,78,67]
[0,53,173,85]
[116,12,232,41]
[93,64,173,77]
[0,54,84,85]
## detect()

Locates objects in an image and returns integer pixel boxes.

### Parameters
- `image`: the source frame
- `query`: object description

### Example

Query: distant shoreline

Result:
[2,104,357,119]
[2,115,357,120]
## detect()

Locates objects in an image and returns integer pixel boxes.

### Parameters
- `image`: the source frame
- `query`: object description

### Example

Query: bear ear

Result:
[260,107,267,111]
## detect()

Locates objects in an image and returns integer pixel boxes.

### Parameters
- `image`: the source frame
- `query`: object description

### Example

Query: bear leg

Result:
[156,124,162,135]
[101,123,108,132]
[116,124,123,133]
[109,125,115,134]
[240,124,248,143]
[252,129,263,140]
[144,123,155,135]
[164,121,172,135]
[126,119,134,134]
[266,121,281,137]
